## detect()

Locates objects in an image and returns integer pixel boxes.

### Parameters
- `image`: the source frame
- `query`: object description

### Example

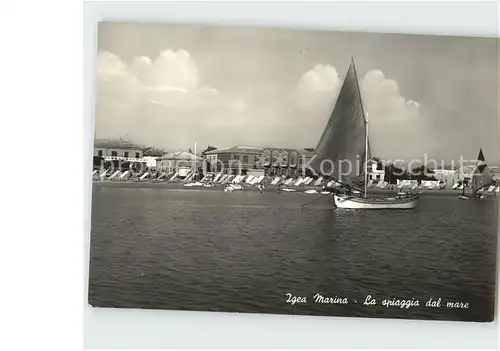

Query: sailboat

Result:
[309,58,421,209]
[458,148,495,200]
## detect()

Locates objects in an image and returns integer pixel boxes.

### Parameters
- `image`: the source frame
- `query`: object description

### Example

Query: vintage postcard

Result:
[88,22,498,322]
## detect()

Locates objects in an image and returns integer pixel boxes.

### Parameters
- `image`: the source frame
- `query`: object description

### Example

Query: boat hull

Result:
[458,194,486,200]
[334,193,420,209]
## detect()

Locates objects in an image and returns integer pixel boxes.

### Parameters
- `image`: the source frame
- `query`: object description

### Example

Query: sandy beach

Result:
[90,179,497,197]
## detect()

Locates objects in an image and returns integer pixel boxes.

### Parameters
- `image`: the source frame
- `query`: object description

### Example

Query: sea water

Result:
[88,185,498,321]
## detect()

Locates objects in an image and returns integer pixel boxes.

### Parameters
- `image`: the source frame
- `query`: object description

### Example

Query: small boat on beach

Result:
[224,184,244,192]
[458,194,486,200]
[184,181,204,187]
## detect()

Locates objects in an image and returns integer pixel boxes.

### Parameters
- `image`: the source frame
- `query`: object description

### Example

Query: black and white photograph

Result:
[88,22,498,322]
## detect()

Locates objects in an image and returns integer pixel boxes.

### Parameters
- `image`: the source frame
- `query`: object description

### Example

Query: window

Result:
[135,152,140,158]
[243,155,248,163]
[98,150,103,157]
[234,155,240,161]
[111,151,117,157]
[124,152,129,158]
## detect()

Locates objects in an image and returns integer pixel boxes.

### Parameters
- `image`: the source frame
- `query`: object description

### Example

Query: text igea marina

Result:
[285,293,470,309]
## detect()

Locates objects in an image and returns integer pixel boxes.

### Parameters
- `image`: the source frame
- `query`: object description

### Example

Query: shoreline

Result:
[90,180,497,197]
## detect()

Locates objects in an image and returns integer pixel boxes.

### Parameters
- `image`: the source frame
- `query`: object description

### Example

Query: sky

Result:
[95,22,499,163]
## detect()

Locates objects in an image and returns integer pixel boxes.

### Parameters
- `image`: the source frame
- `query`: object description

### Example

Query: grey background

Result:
[84,1,499,349]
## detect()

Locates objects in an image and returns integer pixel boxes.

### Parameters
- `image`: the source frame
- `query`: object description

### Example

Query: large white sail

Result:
[309,58,370,188]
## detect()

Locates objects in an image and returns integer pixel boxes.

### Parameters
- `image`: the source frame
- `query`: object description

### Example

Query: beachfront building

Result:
[93,138,146,170]
[260,148,315,177]
[142,147,165,170]
[368,159,385,183]
[432,168,458,186]
[204,146,264,176]
[143,156,159,170]
[94,138,143,159]
[157,151,206,177]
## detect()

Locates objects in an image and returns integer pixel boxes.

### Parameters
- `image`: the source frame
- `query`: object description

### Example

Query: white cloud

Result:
[95,49,248,148]
[293,64,424,159]
[97,51,130,77]
[294,64,341,108]
[361,72,420,122]
[294,65,420,120]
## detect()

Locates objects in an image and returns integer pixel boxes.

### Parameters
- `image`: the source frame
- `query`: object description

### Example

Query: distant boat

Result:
[458,149,495,200]
[184,181,204,187]
[309,58,420,209]
[224,184,244,192]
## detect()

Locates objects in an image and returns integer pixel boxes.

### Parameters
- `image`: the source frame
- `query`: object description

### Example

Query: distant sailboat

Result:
[309,58,420,209]
[458,149,495,200]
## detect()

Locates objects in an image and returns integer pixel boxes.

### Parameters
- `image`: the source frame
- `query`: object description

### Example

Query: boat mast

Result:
[193,141,197,174]
[350,57,369,198]
[364,114,369,198]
